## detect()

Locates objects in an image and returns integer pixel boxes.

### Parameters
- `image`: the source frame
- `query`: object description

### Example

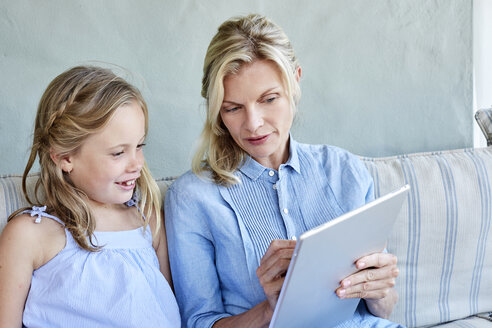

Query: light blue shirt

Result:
[165,138,404,328]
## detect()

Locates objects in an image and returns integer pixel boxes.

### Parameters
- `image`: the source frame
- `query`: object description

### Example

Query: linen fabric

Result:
[165,138,404,328]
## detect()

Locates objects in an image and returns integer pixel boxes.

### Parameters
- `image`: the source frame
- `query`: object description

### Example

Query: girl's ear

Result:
[50,148,73,174]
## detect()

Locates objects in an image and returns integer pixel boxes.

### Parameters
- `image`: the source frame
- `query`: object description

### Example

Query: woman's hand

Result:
[335,252,399,318]
[214,239,297,328]
[256,239,297,313]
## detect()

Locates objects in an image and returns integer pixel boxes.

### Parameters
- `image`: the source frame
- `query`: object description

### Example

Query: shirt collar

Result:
[238,135,301,181]
[285,137,301,174]
[238,157,266,181]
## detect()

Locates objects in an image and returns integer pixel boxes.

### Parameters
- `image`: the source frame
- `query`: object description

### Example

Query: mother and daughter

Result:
[0,14,403,328]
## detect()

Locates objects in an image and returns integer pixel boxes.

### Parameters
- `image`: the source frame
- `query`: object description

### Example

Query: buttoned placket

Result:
[275,166,298,241]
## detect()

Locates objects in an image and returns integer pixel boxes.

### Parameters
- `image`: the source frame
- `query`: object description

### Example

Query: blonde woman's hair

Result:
[192,14,301,185]
[8,66,162,252]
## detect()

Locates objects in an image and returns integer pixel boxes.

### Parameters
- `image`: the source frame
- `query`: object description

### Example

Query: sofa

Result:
[1,110,492,327]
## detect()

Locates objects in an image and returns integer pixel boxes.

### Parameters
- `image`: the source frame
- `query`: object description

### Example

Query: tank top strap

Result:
[124,191,146,221]
[22,205,65,226]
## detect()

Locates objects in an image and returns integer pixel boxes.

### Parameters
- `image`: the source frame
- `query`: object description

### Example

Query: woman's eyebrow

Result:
[260,86,282,96]
[222,99,241,105]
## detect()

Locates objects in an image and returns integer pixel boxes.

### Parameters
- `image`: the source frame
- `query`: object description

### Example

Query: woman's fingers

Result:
[337,273,397,299]
[260,239,296,266]
[342,261,399,287]
[256,239,297,309]
[355,252,397,270]
[337,252,399,300]
[257,239,296,281]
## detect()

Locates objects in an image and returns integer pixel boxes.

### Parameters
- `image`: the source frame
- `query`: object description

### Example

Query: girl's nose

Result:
[128,151,144,172]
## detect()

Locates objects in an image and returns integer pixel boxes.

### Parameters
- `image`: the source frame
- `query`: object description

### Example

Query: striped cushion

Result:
[0,174,40,232]
[475,109,492,146]
[432,315,492,327]
[155,177,177,198]
[363,147,492,327]
[0,174,176,233]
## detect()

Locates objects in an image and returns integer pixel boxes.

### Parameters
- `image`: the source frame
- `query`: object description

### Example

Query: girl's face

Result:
[64,99,146,209]
[220,59,294,170]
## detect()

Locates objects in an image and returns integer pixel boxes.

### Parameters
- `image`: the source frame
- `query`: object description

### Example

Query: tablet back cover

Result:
[269,185,409,328]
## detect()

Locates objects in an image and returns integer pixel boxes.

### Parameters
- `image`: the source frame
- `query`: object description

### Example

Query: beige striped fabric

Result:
[362,147,492,327]
[0,174,40,232]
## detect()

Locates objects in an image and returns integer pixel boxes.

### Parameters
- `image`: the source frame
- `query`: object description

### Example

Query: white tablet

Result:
[269,185,410,328]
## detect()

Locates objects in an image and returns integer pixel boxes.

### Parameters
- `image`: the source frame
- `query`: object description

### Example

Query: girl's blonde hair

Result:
[8,66,161,251]
[192,14,301,185]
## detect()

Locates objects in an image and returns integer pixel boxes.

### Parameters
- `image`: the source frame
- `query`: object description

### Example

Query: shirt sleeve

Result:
[351,154,375,204]
[321,145,375,211]
[165,182,231,328]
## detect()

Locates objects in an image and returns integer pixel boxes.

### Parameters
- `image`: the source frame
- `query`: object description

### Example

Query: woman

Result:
[165,14,402,328]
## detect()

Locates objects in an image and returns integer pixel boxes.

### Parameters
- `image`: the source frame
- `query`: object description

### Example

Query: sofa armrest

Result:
[475,108,492,146]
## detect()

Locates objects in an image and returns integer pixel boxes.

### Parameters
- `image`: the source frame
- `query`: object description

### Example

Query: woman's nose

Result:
[244,106,264,132]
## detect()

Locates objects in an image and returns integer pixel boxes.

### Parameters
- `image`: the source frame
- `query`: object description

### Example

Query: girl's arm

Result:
[0,214,65,328]
[150,209,173,286]
[0,215,40,327]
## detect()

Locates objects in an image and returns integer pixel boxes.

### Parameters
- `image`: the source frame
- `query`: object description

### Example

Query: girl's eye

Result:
[137,143,146,150]
[264,95,277,103]
[112,151,124,157]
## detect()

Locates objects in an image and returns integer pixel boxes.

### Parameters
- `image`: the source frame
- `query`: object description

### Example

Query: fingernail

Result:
[338,289,346,297]
[358,262,366,269]
[342,280,351,287]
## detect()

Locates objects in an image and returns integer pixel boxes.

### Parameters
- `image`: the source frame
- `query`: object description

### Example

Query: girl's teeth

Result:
[124,180,134,186]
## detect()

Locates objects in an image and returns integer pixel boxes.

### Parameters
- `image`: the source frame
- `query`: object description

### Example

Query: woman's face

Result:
[220,59,294,170]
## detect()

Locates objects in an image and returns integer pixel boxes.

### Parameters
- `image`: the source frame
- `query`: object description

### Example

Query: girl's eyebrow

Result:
[106,135,146,150]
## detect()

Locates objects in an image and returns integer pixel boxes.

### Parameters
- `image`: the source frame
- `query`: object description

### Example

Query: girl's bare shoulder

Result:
[1,213,66,269]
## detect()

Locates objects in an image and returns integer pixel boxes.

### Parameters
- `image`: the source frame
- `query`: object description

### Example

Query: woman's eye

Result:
[264,96,277,103]
[137,143,146,150]
[112,151,124,157]
[224,106,239,113]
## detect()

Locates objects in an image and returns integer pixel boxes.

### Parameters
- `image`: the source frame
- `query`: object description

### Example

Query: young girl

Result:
[0,66,180,328]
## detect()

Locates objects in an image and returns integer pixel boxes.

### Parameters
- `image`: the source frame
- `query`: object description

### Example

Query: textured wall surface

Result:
[0,0,472,177]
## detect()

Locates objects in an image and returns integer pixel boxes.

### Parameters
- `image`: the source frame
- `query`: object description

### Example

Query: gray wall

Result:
[0,0,472,178]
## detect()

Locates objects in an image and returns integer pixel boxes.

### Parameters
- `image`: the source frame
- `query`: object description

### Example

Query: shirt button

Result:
[283,208,289,214]
[291,236,297,241]
[268,170,275,176]
[272,184,277,190]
